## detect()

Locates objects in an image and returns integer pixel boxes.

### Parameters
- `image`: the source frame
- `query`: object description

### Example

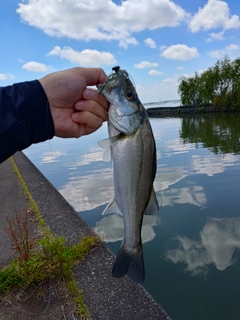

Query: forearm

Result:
[0,80,54,163]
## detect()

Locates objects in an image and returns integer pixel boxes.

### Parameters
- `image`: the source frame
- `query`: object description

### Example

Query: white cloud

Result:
[159,45,167,51]
[0,73,15,80]
[48,46,116,67]
[148,70,163,76]
[177,66,184,71]
[189,0,240,33]
[207,31,225,42]
[163,76,179,83]
[198,69,206,75]
[22,61,54,72]
[17,0,186,47]
[134,61,159,69]
[161,44,199,60]
[208,44,239,59]
[119,37,138,49]
[163,74,179,84]
[144,38,157,49]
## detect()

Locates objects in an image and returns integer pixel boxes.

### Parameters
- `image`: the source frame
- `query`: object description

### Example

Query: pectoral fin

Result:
[98,134,121,162]
[102,199,122,216]
[98,134,121,149]
[144,188,159,215]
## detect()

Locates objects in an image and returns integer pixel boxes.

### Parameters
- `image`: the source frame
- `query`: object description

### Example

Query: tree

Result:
[178,56,240,109]
[178,72,203,105]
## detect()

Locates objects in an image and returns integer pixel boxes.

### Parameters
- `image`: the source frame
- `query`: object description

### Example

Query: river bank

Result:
[147,104,240,116]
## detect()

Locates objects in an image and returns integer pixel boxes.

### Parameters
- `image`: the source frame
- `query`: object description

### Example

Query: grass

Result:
[0,157,101,318]
[0,234,99,318]
[9,157,47,233]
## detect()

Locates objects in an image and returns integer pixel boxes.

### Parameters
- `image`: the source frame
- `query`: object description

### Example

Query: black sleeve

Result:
[0,80,55,163]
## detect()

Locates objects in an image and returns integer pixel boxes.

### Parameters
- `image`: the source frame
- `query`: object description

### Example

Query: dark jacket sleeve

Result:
[0,80,54,163]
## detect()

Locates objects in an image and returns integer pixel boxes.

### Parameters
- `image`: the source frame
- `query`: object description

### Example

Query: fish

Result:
[98,66,159,284]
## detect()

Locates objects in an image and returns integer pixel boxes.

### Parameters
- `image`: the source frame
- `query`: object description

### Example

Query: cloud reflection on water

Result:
[68,149,105,168]
[159,185,207,208]
[166,138,195,155]
[41,151,66,163]
[93,214,159,244]
[191,153,239,177]
[165,218,240,275]
[59,168,113,211]
[59,158,207,212]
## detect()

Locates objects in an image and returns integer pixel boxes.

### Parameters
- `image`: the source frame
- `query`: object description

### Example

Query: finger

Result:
[71,110,104,131]
[73,67,107,86]
[82,88,109,111]
[74,100,108,121]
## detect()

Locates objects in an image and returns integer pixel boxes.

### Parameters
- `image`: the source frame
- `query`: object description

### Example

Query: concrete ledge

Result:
[9,151,171,320]
[147,105,240,116]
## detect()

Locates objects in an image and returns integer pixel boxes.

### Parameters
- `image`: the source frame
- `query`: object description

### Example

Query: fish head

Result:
[98,69,145,135]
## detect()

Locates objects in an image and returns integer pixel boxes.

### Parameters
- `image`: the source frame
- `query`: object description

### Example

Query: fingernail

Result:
[72,112,78,121]
[84,88,96,99]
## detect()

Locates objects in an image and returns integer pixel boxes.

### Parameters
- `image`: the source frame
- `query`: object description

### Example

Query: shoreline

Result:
[147,105,240,116]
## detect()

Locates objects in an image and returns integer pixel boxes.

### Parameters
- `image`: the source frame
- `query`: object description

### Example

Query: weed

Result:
[9,157,49,234]
[4,208,36,261]
[67,278,89,319]
[0,231,99,317]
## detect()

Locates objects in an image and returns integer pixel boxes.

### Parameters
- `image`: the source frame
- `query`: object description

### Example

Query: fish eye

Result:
[126,90,133,100]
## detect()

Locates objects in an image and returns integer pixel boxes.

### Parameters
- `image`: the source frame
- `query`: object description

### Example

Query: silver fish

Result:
[98,67,159,284]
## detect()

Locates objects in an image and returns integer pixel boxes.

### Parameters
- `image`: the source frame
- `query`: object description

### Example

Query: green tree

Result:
[178,72,203,105]
[178,56,240,110]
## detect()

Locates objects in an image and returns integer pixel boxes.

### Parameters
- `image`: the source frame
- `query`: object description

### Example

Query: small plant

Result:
[4,208,36,261]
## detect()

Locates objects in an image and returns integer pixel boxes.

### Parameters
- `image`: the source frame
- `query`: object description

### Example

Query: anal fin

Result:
[102,199,122,216]
[144,187,159,215]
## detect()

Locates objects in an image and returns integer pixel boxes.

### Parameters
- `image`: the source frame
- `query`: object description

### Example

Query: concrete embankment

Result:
[0,151,172,320]
[147,105,240,116]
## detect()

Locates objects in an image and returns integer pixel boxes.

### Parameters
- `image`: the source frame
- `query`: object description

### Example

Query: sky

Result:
[1,0,240,103]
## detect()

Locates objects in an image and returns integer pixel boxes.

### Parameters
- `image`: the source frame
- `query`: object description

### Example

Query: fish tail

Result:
[112,245,145,284]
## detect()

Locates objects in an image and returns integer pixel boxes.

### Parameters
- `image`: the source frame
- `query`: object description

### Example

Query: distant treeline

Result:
[178,56,240,110]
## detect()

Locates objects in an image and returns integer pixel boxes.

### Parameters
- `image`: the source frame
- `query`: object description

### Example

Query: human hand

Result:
[39,67,108,138]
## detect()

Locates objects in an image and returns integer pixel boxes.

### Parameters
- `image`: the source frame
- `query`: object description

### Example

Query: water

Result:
[24,113,240,320]
[144,100,181,109]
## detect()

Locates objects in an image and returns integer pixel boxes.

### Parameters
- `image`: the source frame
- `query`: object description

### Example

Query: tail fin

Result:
[112,245,145,284]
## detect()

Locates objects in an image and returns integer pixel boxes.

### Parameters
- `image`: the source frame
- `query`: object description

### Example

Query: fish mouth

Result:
[98,68,135,98]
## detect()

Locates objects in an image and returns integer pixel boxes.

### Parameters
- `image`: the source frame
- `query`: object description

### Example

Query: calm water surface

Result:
[24,114,240,320]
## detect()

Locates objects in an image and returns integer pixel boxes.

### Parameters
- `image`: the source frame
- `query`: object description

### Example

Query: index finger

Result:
[73,67,107,86]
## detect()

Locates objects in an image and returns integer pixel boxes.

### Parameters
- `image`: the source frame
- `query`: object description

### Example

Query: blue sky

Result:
[1,0,240,103]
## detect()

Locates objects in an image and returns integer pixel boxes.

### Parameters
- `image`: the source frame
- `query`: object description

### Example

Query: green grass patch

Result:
[9,157,48,234]
[0,234,99,291]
